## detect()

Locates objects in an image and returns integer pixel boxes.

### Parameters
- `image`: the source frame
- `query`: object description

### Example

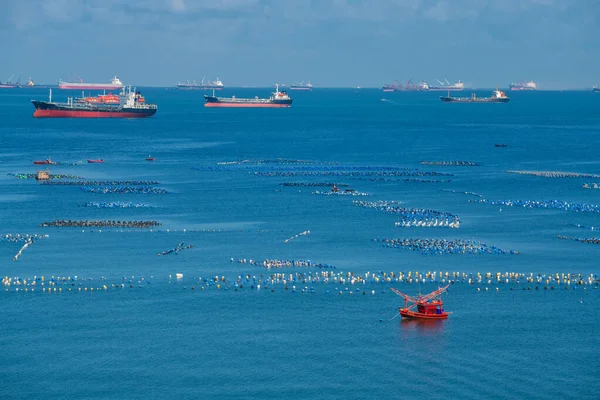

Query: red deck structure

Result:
[392,284,451,320]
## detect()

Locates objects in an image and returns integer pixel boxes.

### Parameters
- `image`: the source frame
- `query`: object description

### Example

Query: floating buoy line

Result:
[283,230,310,243]
[82,202,155,208]
[354,200,460,227]
[374,238,519,255]
[583,183,600,189]
[557,236,600,245]
[438,189,483,198]
[1,234,48,261]
[312,190,369,196]
[40,220,161,228]
[507,170,600,179]
[2,270,597,295]
[420,161,479,166]
[80,186,168,194]
[470,198,600,213]
[42,180,160,186]
[8,172,83,180]
[158,242,195,256]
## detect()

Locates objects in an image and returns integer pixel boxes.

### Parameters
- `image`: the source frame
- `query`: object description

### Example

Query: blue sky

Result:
[1,0,598,88]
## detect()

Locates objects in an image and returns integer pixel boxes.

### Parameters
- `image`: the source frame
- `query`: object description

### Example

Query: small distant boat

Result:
[495,144,508,148]
[382,79,429,92]
[441,88,509,103]
[87,159,104,163]
[428,79,464,91]
[593,85,600,92]
[177,77,224,90]
[146,156,156,161]
[33,158,57,165]
[510,81,537,91]
[392,284,451,320]
[0,75,16,88]
[289,81,313,91]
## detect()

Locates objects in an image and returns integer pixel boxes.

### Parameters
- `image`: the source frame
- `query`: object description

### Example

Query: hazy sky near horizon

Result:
[1,0,598,88]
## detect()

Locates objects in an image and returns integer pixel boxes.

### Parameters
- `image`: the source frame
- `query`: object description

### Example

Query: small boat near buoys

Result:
[33,158,57,165]
[392,284,451,320]
[87,159,104,163]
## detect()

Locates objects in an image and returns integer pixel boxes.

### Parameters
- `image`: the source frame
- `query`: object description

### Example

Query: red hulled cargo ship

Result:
[32,87,157,118]
[204,85,293,108]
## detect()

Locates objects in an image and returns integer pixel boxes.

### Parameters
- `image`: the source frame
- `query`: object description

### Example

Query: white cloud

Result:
[169,0,186,12]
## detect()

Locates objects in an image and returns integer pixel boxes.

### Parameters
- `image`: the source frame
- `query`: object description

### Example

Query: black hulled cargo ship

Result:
[32,87,157,118]
[441,89,509,103]
[204,85,293,108]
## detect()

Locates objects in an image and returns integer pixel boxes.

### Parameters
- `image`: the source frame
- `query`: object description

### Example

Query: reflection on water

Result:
[400,318,446,337]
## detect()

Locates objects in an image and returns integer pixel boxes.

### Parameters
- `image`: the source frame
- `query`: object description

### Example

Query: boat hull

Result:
[399,309,449,320]
[58,84,124,90]
[204,102,292,108]
[429,87,464,91]
[204,95,292,108]
[177,86,224,90]
[32,100,157,118]
[441,97,509,103]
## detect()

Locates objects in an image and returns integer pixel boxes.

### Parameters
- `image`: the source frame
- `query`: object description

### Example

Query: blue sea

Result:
[0,87,599,399]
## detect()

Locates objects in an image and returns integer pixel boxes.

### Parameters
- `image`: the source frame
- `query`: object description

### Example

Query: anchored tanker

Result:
[58,76,124,91]
[289,81,313,91]
[509,81,537,91]
[382,79,429,92]
[428,79,465,91]
[177,77,224,90]
[204,85,293,108]
[32,86,157,118]
[440,88,509,103]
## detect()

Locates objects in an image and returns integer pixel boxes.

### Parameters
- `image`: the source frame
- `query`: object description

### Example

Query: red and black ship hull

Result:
[32,100,157,118]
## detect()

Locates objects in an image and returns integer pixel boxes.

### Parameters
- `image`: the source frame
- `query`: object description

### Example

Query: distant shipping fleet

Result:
[0,72,597,118]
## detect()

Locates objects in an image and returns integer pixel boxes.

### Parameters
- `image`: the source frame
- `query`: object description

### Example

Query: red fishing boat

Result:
[33,159,57,165]
[392,284,450,320]
[87,159,104,163]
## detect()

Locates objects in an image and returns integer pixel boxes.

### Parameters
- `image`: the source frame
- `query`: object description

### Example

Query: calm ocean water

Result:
[1,87,599,399]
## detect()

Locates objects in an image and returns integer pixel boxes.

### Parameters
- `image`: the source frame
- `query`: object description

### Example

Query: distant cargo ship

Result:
[382,79,428,92]
[289,81,313,91]
[0,75,16,88]
[32,86,157,118]
[58,75,124,90]
[177,78,224,90]
[428,79,465,91]
[441,88,509,103]
[510,81,536,91]
[204,85,292,108]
